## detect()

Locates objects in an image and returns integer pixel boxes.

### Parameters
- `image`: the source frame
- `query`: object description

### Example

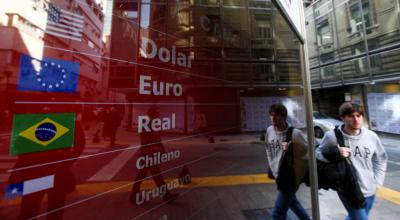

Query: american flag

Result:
[45,3,84,41]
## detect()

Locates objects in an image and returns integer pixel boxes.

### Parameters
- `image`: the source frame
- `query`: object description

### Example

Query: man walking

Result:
[316,102,388,219]
[265,103,310,220]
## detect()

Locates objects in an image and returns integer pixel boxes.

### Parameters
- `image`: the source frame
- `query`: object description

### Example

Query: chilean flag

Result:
[4,175,54,199]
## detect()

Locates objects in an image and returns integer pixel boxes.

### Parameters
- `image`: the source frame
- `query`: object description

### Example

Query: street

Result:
[1,128,400,219]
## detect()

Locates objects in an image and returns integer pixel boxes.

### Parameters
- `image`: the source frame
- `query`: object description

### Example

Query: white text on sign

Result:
[136,150,181,170]
[138,113,176,133]
[139,75,183,97]
[140,37,192,68]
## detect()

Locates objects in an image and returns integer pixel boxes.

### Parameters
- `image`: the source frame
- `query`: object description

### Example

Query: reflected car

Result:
[313,111,342,138]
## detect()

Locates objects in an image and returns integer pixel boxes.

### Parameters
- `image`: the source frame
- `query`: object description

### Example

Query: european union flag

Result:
[18,54,79,93]
[5,182,23,199]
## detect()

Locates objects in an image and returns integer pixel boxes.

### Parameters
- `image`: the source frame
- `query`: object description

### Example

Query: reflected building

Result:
[0,0,106,100]
[306,0,400,134]
[107,0,305,133]
[0,1,316,220]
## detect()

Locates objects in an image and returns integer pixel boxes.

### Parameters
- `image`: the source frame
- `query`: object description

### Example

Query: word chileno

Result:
[136,150,181,170]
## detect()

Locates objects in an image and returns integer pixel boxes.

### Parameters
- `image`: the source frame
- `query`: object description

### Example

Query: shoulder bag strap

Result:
[286,126,294,143]
[334,126,346,148]
[334,126,353,165]
[285,126,294,163]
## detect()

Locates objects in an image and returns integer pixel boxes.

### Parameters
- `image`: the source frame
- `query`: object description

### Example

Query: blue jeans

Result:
[272,190,311,220]
[338,192,376,220]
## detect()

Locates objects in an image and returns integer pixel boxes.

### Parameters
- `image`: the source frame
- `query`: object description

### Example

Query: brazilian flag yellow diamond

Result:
[10,113,75,155]
[19,118,69,146]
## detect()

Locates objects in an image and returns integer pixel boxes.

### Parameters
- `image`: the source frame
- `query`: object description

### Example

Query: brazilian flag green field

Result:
[10,113,75,155]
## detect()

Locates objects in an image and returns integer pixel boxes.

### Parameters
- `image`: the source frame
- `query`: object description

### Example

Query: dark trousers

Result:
[272,190,311,220]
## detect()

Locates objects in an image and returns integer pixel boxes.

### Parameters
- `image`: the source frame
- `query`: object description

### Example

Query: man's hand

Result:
[281,142,289,151]
[338,146,351,158]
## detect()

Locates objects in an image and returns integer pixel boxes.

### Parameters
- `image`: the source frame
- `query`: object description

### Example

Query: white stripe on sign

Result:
[88,149,136,182]
[23,175,54,195]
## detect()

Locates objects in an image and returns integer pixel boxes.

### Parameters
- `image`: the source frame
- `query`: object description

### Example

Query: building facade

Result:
[306,0,400,134]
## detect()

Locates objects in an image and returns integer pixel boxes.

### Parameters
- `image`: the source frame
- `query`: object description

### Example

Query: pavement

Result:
[1,126,400,219]
[377,132,400,148]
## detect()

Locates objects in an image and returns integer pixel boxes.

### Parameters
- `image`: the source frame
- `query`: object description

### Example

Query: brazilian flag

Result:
[10,113,75,155]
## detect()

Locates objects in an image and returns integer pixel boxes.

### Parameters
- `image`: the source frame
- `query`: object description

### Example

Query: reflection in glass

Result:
[0,1,309,219]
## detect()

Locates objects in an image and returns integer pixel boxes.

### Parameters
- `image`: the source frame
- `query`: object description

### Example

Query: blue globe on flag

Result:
[35,122,57,142]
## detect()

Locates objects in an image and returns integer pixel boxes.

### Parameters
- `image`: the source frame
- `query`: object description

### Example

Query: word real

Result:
[138,113,176,133]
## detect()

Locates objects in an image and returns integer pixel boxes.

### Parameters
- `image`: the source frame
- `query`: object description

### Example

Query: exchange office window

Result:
[0,1,310,220]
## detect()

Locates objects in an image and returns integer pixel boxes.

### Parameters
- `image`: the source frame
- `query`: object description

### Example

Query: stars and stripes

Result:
[45,3,84,41]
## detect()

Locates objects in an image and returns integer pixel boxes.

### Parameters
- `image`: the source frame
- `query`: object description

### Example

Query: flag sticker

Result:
[45,3,84,41]
[5,182,23,199]
[19,117,70,146]
[5,175,55,199]
[18,54,79,93]
[10,113,75,155]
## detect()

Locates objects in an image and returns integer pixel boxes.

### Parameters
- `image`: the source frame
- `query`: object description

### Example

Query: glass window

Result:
[249,4,273,60]
[348,0,375,36]
[196,0,220,6]
[223,0,246,7]
[334,0,366,58]
[305,4,319,69]
[317,20,333,47]
[249,0,272,8]
[0,1,311,220]
[222,5,251,59]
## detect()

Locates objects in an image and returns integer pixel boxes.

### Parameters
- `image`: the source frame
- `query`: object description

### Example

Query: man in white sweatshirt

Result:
[316,102,387,220]
[265,103,310,220]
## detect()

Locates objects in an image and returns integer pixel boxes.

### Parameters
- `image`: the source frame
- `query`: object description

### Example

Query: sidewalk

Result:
[378,132,400,147]
[1,128,399,219]
[177,133,400,220]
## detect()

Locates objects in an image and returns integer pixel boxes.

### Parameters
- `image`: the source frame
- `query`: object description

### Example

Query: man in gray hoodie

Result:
[265,103,310,220]
[316,102,387,220]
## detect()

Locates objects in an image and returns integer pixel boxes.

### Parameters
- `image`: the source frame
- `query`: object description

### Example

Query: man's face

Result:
[270,112,285,127]
[342,112,363,130]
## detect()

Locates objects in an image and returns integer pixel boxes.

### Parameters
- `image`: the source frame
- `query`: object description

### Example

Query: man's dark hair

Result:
[269,103,288,118]
[339,102,364,118]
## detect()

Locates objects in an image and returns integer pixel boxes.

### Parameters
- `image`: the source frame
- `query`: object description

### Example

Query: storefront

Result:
[0,1,317,219]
